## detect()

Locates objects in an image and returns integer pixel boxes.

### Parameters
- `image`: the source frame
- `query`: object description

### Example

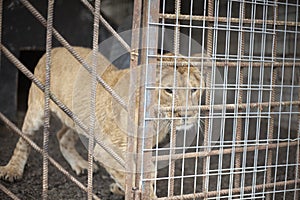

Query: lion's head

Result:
[155,53,206,133]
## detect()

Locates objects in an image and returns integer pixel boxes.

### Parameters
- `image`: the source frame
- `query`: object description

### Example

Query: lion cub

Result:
[0,47,205,197]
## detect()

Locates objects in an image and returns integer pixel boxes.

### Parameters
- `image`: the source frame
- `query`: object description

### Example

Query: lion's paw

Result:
[71,160,99,175]
[110,183,125,195]
[0,165,23,182]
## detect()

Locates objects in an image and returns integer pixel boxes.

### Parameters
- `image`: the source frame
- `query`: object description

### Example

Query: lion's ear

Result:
[193,71,206,88]
[191,53,211,78]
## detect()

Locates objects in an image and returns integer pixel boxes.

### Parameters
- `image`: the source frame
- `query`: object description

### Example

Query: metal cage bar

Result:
[139,0,160,198]
[87,0,101,199]
[266,2,278,199]
[125,0,143,199]
[42,0,54,199]
[202,0,214,198]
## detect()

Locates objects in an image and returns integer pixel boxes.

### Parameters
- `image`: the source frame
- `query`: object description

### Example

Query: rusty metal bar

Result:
[159,13,300,27]
[0,112,101,200]
[159,61,300,68]
[137,0,160,199]
[0,44,126,169]
[125,0,142,199]
[295,77,300,200]
[19,0,128,111]
[42,0,55,199]
[266,2,278,199]
[234,1,246,192]
[87,0,101,199]
[293,5,300,196]
[134,3,146,199]
[151,140,299,161]
[157,100,300,112]
[156,179,300,200]
[80,0,131,53]
[202,0,214,198]
[0,183,21,200]
[168,0,181,197]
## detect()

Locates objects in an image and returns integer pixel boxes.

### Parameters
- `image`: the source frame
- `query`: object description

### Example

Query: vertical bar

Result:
[202,0,214,198]
[241,1,255,198]
[252,2,268,198]
[154,0,166,197]
[234,1,245,195]
[168,0,181,197]
[295,73,300,200]
[125,0,142,199]
[294,3,300,198]
[88,0,101,199]
[283,3,298,199]
[42,0,54,199]
[194,0,208,195]
[216,0,231,198]
[138,0,160,199]
[266,2,278,199]
[180,0,194,196]
[272,2,289,199]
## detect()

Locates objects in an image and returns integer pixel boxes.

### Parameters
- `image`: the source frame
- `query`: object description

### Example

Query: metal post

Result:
[137,0,160,199]
[125,0,142,199]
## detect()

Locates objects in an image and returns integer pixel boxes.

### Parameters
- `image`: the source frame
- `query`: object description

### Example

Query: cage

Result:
[0,0,299,200]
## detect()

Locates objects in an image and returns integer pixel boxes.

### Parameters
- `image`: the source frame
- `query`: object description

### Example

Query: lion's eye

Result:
[165,88,173,94]
[191,88,197,93]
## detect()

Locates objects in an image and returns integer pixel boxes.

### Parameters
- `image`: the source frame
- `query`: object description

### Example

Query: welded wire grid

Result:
[139,0,300,199]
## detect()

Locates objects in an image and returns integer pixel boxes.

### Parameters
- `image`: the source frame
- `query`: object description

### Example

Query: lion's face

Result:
[156,55,205,132]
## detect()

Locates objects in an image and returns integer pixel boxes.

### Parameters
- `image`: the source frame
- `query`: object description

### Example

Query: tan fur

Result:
[0,47,205,198]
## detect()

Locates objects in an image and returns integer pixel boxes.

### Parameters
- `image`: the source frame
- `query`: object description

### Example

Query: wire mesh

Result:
[138,0,300,199]
[0,0,299,200]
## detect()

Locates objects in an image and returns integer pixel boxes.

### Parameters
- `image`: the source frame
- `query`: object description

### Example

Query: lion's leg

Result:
[0,100,44,182]
[105,169,125,195]
[56,126,98,175]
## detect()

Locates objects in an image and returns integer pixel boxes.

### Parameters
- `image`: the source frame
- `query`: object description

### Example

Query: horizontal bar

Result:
[157,179,300,199]
[159,61,300,68]
[152,140,299,161]
[158,100,300,113]
[159,13,300,27]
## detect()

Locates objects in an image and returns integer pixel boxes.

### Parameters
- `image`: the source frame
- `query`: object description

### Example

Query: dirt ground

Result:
[0,115,125,200]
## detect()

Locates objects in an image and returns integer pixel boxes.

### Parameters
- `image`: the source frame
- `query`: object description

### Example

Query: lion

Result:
[0,47,205,198]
